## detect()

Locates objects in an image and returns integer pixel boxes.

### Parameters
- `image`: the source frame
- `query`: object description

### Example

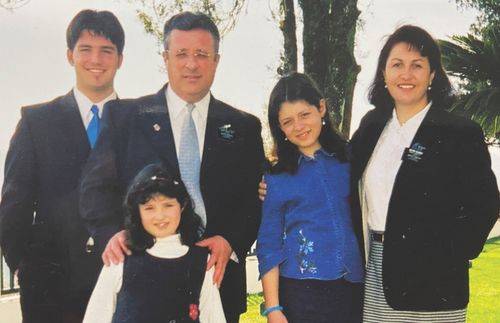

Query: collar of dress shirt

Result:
[298,147,335,164]
[73,87,117,126]
[387,101,432,137]
[165,84,210,123]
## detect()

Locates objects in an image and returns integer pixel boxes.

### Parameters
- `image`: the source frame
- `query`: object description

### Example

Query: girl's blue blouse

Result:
[257,149,363,282]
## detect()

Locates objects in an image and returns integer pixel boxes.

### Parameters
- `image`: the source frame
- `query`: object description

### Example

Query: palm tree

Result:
[440,26,500,141]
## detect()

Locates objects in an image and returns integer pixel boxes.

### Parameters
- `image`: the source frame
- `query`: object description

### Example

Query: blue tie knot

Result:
[91,105,100,117]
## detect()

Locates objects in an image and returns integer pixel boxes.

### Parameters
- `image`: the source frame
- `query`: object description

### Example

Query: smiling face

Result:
[139,193,182,239]
[384,42,435,113]
[278,99,326,157]
[163,29,219,103]
[67,30,122,102]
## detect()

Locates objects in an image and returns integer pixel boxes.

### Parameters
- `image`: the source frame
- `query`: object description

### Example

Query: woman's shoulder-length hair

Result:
[369,24,454,111]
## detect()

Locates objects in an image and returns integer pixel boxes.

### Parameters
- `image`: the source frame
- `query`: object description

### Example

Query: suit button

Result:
[401,234,406,239]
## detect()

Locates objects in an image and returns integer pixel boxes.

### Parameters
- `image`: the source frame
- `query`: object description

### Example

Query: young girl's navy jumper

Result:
[111,246,208,323]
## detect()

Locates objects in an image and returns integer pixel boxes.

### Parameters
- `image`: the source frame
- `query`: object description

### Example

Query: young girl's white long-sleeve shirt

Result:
[83,234,226,323]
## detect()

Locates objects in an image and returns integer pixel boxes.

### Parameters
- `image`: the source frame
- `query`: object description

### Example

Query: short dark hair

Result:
[66,9,125,55]
[123,164,203,252]
[267,72,348,175]
[163,11,220,53]
[369,25,453,111]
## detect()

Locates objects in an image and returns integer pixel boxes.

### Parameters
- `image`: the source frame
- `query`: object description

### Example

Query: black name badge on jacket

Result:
[218,124,236,142]
[403,142,426,163]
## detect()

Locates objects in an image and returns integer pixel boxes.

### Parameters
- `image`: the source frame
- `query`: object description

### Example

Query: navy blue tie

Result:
[87,105,100,148]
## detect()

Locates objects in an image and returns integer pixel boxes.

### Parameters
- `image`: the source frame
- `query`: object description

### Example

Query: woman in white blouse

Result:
[350,25,499,322]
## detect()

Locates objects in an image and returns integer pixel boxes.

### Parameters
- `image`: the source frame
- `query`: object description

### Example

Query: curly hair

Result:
[123,164,203,252]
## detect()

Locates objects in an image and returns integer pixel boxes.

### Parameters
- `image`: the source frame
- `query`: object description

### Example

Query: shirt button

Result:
[402,234,406,239]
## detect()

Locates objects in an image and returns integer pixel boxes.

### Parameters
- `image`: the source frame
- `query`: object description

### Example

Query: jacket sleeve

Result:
[79,102,127,253]
[0,109,37,271]
[452,121,499,259]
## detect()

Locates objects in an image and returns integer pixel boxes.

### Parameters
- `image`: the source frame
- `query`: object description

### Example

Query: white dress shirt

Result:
[83,234,226,323]
[166,85,210,158]
[73,87,117,128]
[362,102,431,232]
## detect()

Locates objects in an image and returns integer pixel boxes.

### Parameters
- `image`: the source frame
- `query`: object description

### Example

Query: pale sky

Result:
[3,0,499,175]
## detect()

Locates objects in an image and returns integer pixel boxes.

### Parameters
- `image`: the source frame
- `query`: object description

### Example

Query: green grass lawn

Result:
[242,236,500,323]
[467,236,500,322]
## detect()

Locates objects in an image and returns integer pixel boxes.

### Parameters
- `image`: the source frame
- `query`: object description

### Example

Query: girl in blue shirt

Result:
[257,73,364,323]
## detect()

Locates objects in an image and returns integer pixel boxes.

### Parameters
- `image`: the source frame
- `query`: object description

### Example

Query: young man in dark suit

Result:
[0,10,124,323]
[79,12,264,323]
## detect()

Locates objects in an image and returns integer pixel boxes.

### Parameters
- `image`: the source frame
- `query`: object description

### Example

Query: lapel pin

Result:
[153,123,161,132]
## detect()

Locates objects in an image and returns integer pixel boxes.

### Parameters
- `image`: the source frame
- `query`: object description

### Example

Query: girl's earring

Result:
[384,83,388,89]
[322,119,326,126]
[428,84,432,91]
[284,137,288,141]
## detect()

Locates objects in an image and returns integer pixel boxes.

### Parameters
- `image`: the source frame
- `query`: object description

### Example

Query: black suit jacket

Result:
[80,85,265,315]
[0,91,102,313]
[351,105,499,311]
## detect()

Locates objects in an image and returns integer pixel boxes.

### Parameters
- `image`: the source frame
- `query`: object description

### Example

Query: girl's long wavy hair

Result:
[123,164,203,252]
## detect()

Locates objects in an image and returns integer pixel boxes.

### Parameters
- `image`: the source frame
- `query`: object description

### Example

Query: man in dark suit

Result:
[0,10,124,323]
[79,12,264,323]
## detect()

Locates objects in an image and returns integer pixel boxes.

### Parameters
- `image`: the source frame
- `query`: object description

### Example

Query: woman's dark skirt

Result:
[362,239,466,322]
[279,276,363,323]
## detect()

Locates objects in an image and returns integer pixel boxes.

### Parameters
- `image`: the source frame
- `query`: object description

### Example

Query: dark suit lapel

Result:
[201,97,219,174]
[201,96,231,175]
[137,86,180,177]
[54,91,90,162]
[356,108,392,177]
[400,105,442,167]
[388,105,443,228]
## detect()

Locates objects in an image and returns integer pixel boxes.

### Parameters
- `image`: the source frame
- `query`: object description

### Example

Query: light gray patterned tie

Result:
[178,103,207,226]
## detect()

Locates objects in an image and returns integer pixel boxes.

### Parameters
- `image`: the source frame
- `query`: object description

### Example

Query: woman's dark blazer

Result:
[350,104,499,311]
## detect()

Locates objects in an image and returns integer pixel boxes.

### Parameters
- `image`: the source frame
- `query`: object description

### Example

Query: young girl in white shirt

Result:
[83,164,225,323]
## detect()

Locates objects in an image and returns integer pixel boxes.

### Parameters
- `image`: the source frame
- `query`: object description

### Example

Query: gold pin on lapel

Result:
[153,124,161,132]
